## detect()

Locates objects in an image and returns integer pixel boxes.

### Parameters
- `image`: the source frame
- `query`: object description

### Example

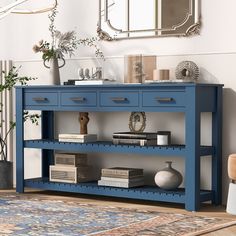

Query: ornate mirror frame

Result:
[97,0,201,41]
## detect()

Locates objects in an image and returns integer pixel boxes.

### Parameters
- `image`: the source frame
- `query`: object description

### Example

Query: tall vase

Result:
[44,57,65,85]
[0,160,13,189]
[154,161,183,190]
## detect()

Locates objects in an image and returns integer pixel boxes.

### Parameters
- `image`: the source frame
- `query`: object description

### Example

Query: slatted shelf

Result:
[24,139,214,157]
[24,178,213,204]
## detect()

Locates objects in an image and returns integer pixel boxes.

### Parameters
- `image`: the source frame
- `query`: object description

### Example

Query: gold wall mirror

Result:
[97,0,201,41]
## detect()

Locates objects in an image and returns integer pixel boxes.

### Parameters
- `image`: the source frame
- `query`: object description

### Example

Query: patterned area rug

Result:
[0,194,235,236]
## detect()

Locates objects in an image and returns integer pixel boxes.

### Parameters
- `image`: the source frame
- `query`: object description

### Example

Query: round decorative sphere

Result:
[154,161,183,190]
[175,61,199,81]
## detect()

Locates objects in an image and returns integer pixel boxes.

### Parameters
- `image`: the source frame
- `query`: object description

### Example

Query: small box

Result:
[54,153,87,167]
[50,165,93,183]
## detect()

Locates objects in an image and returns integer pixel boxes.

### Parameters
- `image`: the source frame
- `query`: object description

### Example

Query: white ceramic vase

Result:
[154,161,183,190]
[44,57,65,85]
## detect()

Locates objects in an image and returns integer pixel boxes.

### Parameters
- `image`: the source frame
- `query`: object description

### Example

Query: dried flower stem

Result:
[48,7,58,49]
[33,7,105,61]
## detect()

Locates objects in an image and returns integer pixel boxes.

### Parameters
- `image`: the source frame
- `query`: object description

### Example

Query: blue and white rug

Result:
[0,194,235,236]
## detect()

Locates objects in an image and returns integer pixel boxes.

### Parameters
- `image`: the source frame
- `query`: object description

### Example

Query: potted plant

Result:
[0,67,39,189]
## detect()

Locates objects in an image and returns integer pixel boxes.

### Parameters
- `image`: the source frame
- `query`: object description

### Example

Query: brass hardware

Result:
[156,97,173,102]
[33,97,47,102]
[111,97,127,102]
[70,97,85,102]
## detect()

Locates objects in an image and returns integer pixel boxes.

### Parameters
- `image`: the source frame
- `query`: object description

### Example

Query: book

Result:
[144,79,193,83]
[64,79,117,85]
[98,179,144,188]
[59,133,97,139]
[59,134,97,143]
[101,173,143,179]
[100,176,144,183]
[101,167,143,178]
[113,132,157,139]
[75,80,117,85]
[59,138,97,143]
[112,138,157,146]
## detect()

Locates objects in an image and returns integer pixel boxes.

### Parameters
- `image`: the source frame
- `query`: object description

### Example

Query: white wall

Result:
[2,0,236,204]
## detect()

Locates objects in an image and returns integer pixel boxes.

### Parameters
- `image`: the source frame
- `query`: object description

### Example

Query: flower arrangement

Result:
[33,7,104,61]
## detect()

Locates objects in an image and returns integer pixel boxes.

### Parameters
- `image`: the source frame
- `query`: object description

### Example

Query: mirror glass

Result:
[97,0,200,40]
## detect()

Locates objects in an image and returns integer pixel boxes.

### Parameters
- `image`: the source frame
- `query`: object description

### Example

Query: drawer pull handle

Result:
[33,97,47,102]
[156,97,173,102]
[70,97,85,102]
[111,97,127,102]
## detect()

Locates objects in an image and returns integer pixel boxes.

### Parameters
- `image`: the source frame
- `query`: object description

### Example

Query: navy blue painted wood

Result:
[211,87,222,205]
[100,91,139,107]
[24,140,214,157]
[185,86,201,211]
[61,92,97,107]
[24,178,213,204]
[15,83,223,211]
[142,91,186,107]
[41,111,54,178]
[24,92,58,106]
[16,88,24,193]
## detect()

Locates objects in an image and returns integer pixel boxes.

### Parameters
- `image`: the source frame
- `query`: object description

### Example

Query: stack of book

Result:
[112,132,157,146]
[58,133,97,143]
[98,167,144,188]
[49,153,94,183]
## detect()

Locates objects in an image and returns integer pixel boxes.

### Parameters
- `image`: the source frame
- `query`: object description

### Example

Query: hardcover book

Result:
[101,173,144,179]
[64,79,117,85]
[75,80,116,85]
[100,176,144,183]
[59,138,97,143]
[101,167,143,178]
[98,179,144,188]
[59,134,97,143]
[113,132,157,139]
[112,138,157,146]
[59,133,97,139]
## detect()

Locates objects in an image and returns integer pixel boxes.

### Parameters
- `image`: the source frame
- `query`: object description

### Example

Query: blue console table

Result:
[15,83,223,211]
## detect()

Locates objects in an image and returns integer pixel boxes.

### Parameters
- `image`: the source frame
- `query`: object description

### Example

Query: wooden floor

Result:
[1,189,236,236]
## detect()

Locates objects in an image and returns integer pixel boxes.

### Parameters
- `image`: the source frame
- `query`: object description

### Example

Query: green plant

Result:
[33,7,104,61]
[0,66,40,161]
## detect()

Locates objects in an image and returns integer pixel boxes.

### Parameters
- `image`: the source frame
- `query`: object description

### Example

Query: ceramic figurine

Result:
[78,68,85,80]
[84,68,90,80]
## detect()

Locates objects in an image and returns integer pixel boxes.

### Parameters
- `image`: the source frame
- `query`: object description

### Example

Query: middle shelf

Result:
[24,139,214,157]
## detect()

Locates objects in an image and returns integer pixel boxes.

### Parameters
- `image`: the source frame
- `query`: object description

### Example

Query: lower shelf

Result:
[24,178,213,205]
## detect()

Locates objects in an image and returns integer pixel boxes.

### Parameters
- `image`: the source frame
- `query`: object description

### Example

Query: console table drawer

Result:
[142,91,186,107]
[61,92,97,107]
[24,92,58,106]
[100,91,139,107]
